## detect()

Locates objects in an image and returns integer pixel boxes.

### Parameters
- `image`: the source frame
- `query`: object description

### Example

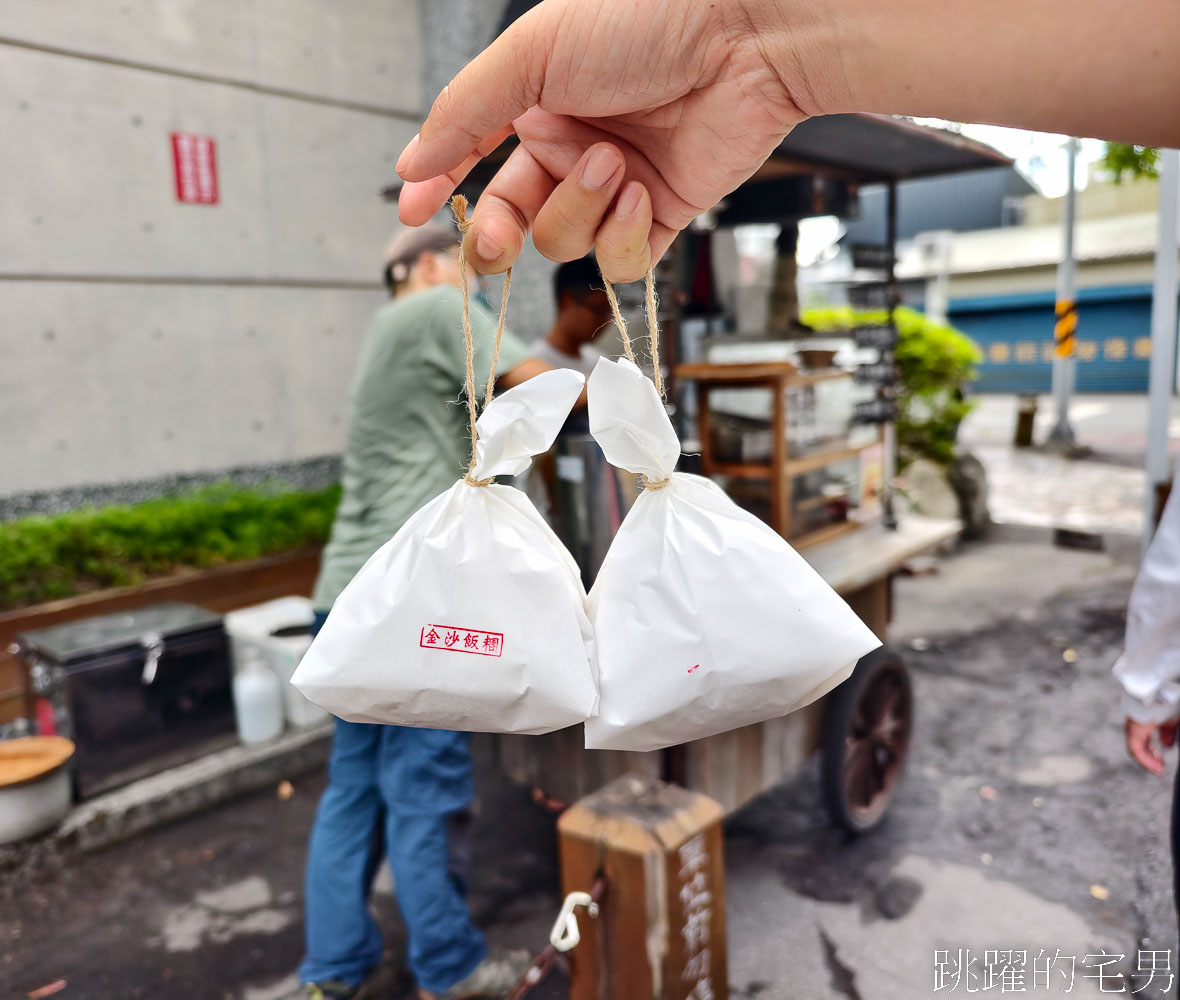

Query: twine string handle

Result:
[599,266,669,492]
[451,195,513,487]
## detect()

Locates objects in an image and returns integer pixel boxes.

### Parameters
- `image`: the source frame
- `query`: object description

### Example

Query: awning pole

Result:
[1142,148,1180,554]
[1047,137,1080,450]
[883,179,899,529]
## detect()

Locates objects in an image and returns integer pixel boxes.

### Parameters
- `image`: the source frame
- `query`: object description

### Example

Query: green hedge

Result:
[803,306,982,466]
[0,483,341,610]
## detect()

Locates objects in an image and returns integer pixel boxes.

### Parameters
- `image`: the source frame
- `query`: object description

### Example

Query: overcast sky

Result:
[912,120,1106,197]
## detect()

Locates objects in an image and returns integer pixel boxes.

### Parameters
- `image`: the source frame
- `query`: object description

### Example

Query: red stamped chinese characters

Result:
[420,625,504,658]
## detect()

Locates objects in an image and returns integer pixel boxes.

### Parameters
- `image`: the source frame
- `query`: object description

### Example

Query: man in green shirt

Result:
[313,228,542,610]
[300,224,550,1000]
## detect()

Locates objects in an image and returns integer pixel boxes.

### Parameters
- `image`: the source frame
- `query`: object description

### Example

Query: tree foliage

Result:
[1099,143,1160,183]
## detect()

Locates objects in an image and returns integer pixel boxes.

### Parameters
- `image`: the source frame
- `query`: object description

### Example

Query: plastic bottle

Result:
[233,651,284,744]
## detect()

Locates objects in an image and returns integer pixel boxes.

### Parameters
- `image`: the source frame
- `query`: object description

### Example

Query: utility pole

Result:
[1047,137,1081,452]
[1142,148,1180,554]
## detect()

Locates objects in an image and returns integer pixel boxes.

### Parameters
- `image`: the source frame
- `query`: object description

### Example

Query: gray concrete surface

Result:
[3,540,1174,999]
[970,446,1148,537]
[1,2,417,497]
[960,393,1180,467]
[957,394,1176,539]
[723,539,1167,999]
[891,540,1137,642]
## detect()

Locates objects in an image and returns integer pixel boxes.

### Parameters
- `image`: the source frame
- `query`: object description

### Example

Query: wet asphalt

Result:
[3,539,1176,999]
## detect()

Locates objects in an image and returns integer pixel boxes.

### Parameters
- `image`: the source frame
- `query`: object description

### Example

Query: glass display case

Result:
[675,360,885,548]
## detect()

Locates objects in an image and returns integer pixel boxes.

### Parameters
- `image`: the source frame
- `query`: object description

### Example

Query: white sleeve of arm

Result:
[1114,468,1180,723]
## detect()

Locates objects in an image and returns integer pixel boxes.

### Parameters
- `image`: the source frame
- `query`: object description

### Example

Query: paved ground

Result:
[960,394,1180,468]
[969,445,1147,537]
[4,538,1177,1000]
[958,394,1170,539]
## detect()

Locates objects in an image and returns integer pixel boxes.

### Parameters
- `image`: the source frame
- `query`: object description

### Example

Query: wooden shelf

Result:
[784,445,866,476]
[709,461,773,481]
[710,444,867,481]
[793,519,862,551]
[790,370,853,387]
[802,515,961,592]
[794,492,848,514]
[676,361,851,389]
[676,361,797,384]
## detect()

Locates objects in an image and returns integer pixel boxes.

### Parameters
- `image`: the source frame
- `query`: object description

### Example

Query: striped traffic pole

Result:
[1047,138,1080,449]
[1054,299,1078,358]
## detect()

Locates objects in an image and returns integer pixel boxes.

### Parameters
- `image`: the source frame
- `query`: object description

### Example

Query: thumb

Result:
[1162,721,1179,747]
[398,12,543,182]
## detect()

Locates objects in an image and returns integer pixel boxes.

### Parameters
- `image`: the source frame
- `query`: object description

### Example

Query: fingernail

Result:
[395,133,419,177]
[475,232,504,261]
[615,182,643,218]
[582,146,622,190]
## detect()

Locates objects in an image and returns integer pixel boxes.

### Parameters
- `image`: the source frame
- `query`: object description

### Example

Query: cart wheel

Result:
[821,646,913,834]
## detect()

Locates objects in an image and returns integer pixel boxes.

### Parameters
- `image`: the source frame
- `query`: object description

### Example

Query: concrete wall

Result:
[944,258,1156,301]
[1,1,421,501]
[1023,176,1159,225]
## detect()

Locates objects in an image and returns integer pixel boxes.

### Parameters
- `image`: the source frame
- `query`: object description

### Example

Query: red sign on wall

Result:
[171,133,218,205]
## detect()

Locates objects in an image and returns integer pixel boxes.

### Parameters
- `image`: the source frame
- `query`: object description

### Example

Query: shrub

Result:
[0,483,340,610]
[802,305,982,466]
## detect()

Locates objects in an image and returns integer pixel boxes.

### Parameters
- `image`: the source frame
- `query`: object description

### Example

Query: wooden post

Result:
[558,773,727,1000]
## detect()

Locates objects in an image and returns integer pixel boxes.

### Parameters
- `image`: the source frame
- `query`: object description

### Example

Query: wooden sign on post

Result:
[558,773,727,1000]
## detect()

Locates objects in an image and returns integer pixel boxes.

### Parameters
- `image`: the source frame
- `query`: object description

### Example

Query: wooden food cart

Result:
[674,356,959,829]
[495,364,957,831]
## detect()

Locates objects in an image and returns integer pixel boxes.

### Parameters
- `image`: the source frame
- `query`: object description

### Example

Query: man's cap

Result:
[383,223,461,275]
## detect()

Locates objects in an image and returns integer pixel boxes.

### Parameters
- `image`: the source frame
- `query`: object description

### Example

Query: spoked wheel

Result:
[821,646,913,833]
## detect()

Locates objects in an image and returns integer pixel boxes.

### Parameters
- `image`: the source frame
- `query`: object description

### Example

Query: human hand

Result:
[396,0,1179,281]
[395,0,812,281]
[1125,716,1179,776]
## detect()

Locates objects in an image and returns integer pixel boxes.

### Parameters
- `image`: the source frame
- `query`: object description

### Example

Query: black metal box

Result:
[15,602,235,799]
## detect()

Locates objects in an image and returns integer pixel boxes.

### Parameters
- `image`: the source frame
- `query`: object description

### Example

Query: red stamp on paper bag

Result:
[420,625,504,657]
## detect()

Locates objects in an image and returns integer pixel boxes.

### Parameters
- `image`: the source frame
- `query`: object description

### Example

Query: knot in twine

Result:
[451,195,512,488]
[642,475,671,491]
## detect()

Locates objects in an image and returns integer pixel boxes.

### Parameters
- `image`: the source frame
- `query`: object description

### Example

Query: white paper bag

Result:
[584,357,881,751]
[293,368,598,734]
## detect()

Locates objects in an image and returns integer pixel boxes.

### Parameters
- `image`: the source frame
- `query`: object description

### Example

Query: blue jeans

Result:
[299,613,486,992]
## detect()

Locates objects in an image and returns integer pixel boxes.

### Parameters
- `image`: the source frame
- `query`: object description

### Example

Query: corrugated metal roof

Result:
[896,212,1161,277]
[769,114,1011,181]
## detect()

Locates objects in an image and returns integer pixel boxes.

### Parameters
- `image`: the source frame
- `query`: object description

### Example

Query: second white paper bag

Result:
[584,356,881,752]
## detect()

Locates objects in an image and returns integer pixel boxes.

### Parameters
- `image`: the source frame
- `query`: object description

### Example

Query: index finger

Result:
[397,11,543,182]
[396,126,514,227]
